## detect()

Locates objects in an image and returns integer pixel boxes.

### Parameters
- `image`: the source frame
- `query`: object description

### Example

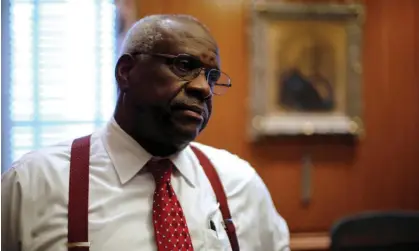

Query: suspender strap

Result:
[68,135,91,251]
[67,136,239,251]
[190,145,240,251]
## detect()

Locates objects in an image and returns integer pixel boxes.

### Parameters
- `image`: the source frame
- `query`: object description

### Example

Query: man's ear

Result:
[115,54,135,92]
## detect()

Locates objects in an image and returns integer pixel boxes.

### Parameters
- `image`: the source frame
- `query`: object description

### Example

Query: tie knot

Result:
[146,158,173,184]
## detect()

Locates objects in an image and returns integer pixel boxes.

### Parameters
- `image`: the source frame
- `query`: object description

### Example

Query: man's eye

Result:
[174,57,201,72]
[207,70,220,82]
[175,59,194,72]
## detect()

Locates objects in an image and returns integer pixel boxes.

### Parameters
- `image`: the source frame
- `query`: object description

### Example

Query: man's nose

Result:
[184,73,212,99]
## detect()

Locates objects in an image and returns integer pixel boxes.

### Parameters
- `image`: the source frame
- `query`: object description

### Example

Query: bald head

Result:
[120,14,216,56]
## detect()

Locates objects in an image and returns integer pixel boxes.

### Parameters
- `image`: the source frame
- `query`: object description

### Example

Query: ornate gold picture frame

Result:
[248,2,365,141]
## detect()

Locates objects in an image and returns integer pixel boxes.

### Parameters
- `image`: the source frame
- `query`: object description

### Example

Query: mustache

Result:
[168,100,205,111]
[165,81,212,112]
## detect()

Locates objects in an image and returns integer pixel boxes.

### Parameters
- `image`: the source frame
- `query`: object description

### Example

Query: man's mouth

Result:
[170,104,204,121]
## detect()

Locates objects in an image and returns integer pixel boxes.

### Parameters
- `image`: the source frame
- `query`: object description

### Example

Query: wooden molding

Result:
[290,232,330,250]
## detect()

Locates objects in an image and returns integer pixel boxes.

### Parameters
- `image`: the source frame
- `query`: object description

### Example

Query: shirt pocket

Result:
[203,205,231,251]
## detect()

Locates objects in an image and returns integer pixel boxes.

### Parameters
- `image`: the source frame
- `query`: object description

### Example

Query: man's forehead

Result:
[156,20,219,65]
[160,19,212,42]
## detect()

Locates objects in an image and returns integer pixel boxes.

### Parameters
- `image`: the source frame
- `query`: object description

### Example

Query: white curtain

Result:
[1,0,117,171]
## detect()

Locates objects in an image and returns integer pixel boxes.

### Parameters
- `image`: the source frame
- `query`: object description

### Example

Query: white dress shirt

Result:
[2,118,290,251]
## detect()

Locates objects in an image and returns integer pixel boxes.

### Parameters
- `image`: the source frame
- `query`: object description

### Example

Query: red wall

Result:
[137,0,419,232]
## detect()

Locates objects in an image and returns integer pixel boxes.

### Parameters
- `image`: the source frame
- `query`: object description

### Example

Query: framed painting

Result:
[248,2,365,141]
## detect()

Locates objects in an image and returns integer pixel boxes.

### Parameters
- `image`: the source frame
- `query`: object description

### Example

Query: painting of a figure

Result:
[248,2,364,138]
[279,43,335,112]
[266,20,347,115]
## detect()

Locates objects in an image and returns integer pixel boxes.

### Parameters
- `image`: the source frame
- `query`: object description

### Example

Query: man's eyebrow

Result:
[197,55,219,70]
[186,55,218,70]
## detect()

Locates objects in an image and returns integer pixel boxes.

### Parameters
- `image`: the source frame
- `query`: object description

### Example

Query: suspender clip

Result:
[67,242,91,248]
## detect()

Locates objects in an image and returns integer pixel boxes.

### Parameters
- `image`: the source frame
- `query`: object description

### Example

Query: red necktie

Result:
[147,159,195,251]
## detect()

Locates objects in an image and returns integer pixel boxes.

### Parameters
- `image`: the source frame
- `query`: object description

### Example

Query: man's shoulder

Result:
[4,140,74,179]
[6,131,104,176]
[189,142,257,190]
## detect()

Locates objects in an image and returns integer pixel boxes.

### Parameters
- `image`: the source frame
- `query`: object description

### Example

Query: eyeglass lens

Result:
[207,69,230,95]
[172,55,230,95]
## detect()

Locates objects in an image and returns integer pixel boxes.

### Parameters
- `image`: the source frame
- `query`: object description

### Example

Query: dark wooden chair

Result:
[330,211,419,251]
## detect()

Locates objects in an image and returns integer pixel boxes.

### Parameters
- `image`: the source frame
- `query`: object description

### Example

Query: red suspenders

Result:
[67,135,240,251]
[67,135,91,251]
[190,145,240,251]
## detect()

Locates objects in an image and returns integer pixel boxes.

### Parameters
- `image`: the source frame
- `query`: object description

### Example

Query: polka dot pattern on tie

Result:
[148,159,194,251]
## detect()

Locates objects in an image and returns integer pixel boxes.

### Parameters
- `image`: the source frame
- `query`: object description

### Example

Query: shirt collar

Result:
[101,117,197,187]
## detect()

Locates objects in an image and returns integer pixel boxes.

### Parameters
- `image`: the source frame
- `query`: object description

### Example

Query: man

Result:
[2,15,290,251]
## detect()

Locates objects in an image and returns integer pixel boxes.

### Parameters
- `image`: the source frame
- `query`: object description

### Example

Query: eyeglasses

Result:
[130,52,232,96]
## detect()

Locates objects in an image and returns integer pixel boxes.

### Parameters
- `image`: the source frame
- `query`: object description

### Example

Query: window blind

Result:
[2,0,117,171]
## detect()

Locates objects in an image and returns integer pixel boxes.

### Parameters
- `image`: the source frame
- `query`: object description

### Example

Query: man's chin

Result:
[174,124,200,140]
[166,120,202,144]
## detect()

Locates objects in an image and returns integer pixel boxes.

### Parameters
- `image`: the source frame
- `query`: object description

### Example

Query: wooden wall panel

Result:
[135,0,419,232]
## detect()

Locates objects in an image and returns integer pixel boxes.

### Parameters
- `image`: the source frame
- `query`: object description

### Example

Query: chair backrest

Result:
[330,211,419,251]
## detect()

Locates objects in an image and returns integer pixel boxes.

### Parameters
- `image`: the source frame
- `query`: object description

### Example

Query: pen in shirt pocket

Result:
[207,202,220,235]
[209,220,217,232]
[209,219,219,238]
